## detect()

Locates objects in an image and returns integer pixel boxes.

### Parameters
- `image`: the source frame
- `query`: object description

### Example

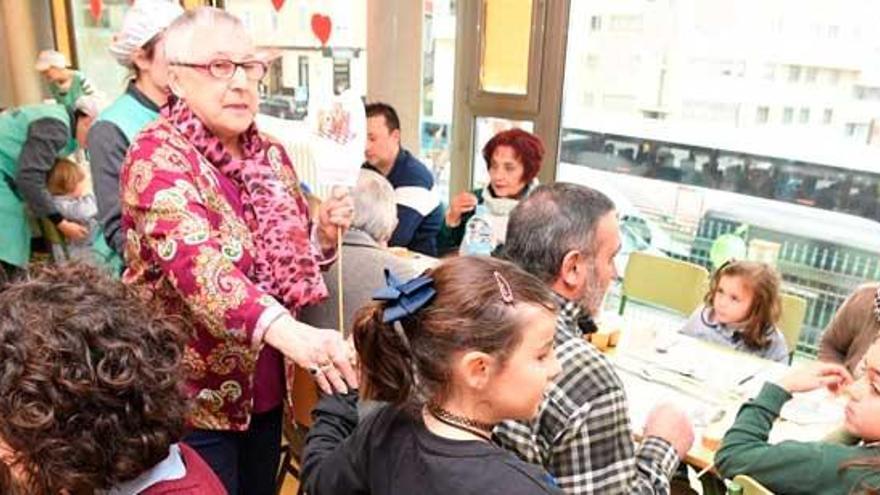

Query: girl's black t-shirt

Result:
[301,392,563,495]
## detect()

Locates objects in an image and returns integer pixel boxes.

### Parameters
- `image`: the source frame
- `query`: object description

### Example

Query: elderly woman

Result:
[119,8,355,494]
[819,284,880,377]
[437,128,544,255]
[301,169,419,332]
[88,0,183,267]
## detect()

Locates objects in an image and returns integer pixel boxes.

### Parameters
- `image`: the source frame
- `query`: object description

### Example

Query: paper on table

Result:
[308,90,366,188]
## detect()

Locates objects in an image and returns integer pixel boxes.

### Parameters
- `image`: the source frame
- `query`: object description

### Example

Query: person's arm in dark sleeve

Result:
[436,210,468,254]
[87,121,129,254]
[301,391,369,494]
[15,118,69,221]
[389,204,424,250]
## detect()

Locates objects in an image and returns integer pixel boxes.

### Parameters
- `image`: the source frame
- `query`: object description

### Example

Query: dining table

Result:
[598,315,847,491]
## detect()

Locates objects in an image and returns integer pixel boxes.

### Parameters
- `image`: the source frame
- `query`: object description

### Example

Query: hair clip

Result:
[494,271,514,305]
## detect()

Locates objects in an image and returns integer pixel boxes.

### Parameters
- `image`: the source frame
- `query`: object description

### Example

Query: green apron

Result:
[90,90,161,274]
[0,104,75,267]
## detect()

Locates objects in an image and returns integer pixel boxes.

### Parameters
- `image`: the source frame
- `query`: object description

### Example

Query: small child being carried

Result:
[47,158,99,262]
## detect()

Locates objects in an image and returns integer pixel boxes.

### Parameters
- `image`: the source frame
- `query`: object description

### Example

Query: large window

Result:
[420,0,457,201]
[69,0,131,100]
[225,0,367,127]
[558,0,880,354]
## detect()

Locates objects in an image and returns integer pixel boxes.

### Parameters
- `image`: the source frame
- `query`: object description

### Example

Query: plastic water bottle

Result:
[459,205,495,256]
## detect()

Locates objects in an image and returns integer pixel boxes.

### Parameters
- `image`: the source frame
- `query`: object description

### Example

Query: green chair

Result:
[618,251,710,317]
[732,474,774,495]
[778,293,807,362]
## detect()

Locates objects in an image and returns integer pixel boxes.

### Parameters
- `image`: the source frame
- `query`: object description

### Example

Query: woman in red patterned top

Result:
[119,7,356,494]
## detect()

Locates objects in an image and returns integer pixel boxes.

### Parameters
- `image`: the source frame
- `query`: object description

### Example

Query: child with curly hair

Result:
[0,262,225,494]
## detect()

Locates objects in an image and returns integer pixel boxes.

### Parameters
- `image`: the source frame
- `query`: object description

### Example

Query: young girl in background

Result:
[47,158,99,262]
[301,256,564,495]
[680,260,789,363]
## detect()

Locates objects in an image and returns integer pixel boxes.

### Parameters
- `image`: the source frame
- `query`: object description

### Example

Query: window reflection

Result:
[557,0,880,354]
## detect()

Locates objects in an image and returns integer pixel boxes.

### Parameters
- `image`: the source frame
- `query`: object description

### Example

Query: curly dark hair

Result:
[0,262,189,494]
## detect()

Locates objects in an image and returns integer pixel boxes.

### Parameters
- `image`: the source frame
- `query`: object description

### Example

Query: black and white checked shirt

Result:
[494,295,679,494]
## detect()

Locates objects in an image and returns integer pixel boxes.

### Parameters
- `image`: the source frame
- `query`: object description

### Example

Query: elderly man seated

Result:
[301,169,420,332]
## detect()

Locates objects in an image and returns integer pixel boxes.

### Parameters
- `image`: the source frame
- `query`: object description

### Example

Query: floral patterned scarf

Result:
[163,96,327,311]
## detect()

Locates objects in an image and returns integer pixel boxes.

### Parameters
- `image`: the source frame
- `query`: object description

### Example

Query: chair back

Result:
[619,252,709,316]
[732,474,774,495]
[292,365,320,429]
[778,293,807,357]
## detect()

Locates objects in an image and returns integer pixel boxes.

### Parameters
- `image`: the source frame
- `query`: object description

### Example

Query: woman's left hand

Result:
[777,362,853,394]
[317,186,354,252]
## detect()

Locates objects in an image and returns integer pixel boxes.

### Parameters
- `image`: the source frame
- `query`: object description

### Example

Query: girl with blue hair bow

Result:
[301,255,565,494]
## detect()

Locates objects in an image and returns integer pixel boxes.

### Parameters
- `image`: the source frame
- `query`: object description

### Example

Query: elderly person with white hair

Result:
[302,169,419,332]
[0,95,99,279]
[118,8,356,494]
[88,0,183,265]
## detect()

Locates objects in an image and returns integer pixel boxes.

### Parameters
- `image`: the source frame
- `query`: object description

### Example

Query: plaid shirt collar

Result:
[552,292,593,342]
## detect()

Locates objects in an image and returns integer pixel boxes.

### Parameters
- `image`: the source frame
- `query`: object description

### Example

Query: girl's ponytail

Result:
[352,302,414,404]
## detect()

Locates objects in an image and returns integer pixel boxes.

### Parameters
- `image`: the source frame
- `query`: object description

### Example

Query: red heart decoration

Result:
[311,14,332,46]
[271,0,285,11]
[89,0,103,22]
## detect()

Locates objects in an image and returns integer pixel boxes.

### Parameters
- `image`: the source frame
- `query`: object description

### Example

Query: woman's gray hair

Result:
[353,169,398,244]
[162,7,247,63]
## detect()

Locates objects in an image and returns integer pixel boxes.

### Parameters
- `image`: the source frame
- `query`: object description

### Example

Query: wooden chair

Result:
[276,366,320,495]
[732,474,774,495]
[618,252,709,317]
[778,293,807,363]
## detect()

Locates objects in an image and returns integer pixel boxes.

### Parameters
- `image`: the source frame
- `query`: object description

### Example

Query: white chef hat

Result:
[35,50,68,71]
[108,0,184,67]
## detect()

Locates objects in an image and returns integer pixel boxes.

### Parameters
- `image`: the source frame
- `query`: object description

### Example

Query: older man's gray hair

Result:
[500,182,615,283]
[353,169,398,244]
[163,7,245,63]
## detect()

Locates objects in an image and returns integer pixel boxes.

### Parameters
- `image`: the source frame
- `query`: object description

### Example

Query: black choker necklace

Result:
[427,403,494,442]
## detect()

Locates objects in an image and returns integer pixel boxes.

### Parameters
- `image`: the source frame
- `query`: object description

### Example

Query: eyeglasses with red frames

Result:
[171,59,268,81]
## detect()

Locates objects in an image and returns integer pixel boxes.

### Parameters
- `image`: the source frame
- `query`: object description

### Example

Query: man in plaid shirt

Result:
[495,183,694,494]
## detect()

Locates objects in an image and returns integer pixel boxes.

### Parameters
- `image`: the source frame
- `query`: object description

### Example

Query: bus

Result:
[559,119,880,224]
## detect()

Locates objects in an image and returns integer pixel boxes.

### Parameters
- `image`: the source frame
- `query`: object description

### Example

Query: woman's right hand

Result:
[445,192,478,227]
[264,314,358,394]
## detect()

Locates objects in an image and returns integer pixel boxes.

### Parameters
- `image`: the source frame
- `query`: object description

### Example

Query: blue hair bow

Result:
[372,269,436,323]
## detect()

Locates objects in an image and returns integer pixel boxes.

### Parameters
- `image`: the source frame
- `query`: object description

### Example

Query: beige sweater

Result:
[818,283,880,375]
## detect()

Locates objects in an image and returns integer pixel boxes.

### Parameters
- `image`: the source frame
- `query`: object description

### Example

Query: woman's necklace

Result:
[426,403,494,442]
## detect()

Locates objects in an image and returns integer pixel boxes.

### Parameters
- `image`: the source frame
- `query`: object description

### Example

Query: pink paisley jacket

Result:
[120,117,329,431]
